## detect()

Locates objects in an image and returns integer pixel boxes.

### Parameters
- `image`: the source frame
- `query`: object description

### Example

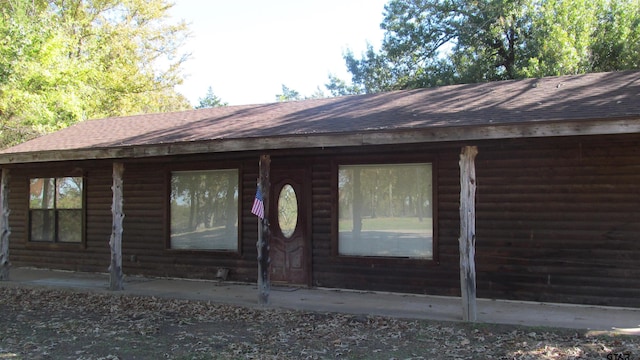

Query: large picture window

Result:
[170,169,239,251]
[338,163,433,259]
[29,177,83,243]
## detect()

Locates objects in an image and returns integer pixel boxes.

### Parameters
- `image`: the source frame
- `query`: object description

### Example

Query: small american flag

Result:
[251,186,264,219]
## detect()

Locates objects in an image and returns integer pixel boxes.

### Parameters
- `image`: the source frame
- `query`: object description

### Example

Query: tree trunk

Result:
[0,169,10,280]
[42,179,52,238]
[257,155,271,305]
[459,146,478,322]
[109,162,125,291]
[225,173,236,231]
[352,168,362,238]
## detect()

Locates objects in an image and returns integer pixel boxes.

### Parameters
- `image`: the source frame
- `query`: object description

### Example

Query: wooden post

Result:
[459,146,478,322]
[257,155,271,305]
[109,162,125,290]
[0,169,10,281]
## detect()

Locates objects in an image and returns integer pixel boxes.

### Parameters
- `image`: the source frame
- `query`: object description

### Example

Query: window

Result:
[29,177,83,243]
[338,163,433,259]
[277,184,298,238]
[170,169,239,251]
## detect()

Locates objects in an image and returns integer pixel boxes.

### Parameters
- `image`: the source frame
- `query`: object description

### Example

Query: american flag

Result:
[251,186,264,219]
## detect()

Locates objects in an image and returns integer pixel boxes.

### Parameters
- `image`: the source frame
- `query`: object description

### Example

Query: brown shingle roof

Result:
[1,71,639,161]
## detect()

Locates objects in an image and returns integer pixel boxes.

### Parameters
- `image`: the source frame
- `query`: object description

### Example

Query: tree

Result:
[338,0,640,93]
[307,86,328,100]
[520,0,599,77]
[0,0,192,148]
[590,0,640,71]
[275,85,328,101]
[196,87,227,109]
[325,74,363,97]
[0,0,55,145]
[275,85,302,102]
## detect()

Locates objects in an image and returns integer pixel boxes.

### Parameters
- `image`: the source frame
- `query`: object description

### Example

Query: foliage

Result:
[275,84,303,102]
[339,164,432,221]
[590,0,640,71]
[170,170,237,233]
[195,86,227,109]
[0,0,192,148]
[276,84,328,101]
[325,73,363,97]
[338,0,640,94]
[307,86,328,99]
[521,0,600,77]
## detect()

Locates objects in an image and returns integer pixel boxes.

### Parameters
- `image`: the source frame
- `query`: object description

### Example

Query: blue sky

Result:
[170,0,388,106]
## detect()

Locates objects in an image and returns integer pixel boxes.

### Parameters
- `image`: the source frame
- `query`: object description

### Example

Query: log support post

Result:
[459,146,478,322]
[109,162,125,290]
[257,155,271,305]
[0,169,10,281]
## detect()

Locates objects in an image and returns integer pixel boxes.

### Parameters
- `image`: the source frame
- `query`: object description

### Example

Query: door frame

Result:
[268,160,312,286]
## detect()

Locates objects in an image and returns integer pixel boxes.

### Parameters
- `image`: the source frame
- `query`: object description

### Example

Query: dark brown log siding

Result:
[5,133,640,307]
[120,163,167,276]
[309,161,332,287]
[475,135,640,307]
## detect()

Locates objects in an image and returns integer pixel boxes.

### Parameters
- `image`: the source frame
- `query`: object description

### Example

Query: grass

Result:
[339,216,433,232]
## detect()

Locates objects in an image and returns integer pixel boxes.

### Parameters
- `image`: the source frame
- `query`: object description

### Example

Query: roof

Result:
[1,71,640,164]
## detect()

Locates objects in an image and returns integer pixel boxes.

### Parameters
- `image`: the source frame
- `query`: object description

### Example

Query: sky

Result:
[169,0,388,106]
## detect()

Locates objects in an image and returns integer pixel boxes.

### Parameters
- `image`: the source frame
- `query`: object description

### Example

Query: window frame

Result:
[331,155,438,264]
[27,175,86,246]
[166,164,242,254]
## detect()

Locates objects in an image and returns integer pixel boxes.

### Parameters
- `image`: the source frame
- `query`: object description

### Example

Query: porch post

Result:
[109,162,125,290]
[0,169,10,280]
[257,155,271,305]
[459,146,478,322]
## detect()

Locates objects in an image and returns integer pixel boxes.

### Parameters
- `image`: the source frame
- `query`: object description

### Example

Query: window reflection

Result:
[56,177,82,209]
[338,163,433,259]
[170,169,238,251]
[29,177,83,243]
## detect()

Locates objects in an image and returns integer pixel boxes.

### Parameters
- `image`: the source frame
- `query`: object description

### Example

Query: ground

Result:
[0,287,638,359]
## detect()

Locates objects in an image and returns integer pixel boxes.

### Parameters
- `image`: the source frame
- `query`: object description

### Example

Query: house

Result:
[0,71,639,308]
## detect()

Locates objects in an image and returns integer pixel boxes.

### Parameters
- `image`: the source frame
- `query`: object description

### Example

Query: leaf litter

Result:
[0,287,638,359]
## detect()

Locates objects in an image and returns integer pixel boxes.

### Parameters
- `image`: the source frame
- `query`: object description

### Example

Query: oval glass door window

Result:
[278,184,298,238]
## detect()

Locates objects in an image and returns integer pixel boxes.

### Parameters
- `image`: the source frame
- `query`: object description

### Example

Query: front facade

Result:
[1,72,639,307]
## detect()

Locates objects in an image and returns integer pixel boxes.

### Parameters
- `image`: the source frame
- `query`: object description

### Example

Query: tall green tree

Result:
[0,0,53,144]
[338,0,640,94]
[325,74,363,97]
[590,0,640,71]
[0,0,192,148]
[275,85,302,102]
[196,87,227,109]
[521,0,599,77]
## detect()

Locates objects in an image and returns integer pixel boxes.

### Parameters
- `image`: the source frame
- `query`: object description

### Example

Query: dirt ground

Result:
[0,286,638,360]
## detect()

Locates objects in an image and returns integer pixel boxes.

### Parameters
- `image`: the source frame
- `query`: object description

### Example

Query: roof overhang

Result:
[0,117,638,165]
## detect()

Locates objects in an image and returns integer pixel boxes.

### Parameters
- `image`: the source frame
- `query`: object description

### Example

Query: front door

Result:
[269,164,309,285]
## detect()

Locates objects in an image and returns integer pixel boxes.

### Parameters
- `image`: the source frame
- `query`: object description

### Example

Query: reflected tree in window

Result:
[170,170,238,250]
[338,163,433,259]
[29,177,83,243]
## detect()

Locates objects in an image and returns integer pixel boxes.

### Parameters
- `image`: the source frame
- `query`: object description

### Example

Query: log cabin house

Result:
[0,71,639,308]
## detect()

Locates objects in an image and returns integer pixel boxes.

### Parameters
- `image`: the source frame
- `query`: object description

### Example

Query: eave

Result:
[0,117,638,165]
